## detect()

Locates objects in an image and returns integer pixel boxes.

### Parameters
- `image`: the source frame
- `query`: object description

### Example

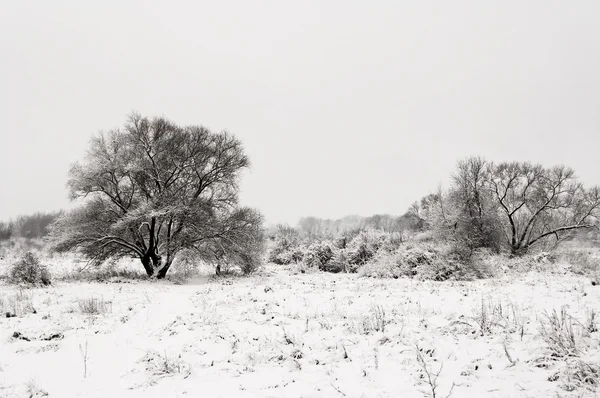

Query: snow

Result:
[1,265,599,397]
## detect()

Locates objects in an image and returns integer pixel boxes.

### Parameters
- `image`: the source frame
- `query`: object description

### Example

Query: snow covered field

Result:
[1,264,599,398]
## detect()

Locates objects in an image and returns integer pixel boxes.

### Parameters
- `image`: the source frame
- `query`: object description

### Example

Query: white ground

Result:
[1,264,599,397]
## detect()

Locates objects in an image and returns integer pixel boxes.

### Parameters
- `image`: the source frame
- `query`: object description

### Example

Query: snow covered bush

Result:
[8,251,51,286]
[327,249,358,273]
[268,225,304,265]
[346,229,387,266]
[359,242,461,281]
[358,252,406,279]
[303,242,335,271]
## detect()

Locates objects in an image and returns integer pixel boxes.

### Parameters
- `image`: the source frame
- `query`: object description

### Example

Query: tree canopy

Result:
[487,161,600,254]
[426,157,600,256]
[49,113,264,278]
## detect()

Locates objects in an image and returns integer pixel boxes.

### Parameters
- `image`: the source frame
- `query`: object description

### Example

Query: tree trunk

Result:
[156,259,173,279]
[141,252,162,277]
[510,244,528,257]
[141,256,155,277]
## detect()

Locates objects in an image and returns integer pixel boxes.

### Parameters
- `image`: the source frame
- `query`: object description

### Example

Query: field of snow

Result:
[1,264,599,398]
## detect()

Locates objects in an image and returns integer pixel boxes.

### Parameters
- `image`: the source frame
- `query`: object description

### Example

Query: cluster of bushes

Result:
[271,157,600,282]
[267,225,304,265]
[268,225,472,280]
[358,242,463,280]
[268,227,385,272]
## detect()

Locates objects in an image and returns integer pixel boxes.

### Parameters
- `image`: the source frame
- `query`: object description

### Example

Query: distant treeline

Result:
[0,211,63,240]
[269,212,426,240]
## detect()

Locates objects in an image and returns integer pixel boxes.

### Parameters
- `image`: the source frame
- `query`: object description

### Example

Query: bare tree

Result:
[487,161,600,255]
[409,193,443,228]
[422,158,600,256]
[49,112,265,278]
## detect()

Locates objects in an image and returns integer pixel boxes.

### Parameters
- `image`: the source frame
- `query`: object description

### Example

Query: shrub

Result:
[268,227,304,265]
[398,242,459,281]
[346,229,387,266]
[358,252,406,278]
[232,242,264,275]
[209,229,266,275]
[272,246,305,265]
[303,242,335,271]
[8,252,51,286]
[401,243,438,268]
[333,236,349,250]
[359,242,461,281]
[378,232,404,253]
[268,246,303,265]
[328,249,358,273]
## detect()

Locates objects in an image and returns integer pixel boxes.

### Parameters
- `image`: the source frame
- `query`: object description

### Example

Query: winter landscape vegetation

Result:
[2,2,600,398]
[1,113,599,398]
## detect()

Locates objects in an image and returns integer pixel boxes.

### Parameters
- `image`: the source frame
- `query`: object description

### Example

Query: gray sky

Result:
[1,1,599,225]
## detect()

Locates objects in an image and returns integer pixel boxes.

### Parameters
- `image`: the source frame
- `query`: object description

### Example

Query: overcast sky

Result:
[1,1,599,225]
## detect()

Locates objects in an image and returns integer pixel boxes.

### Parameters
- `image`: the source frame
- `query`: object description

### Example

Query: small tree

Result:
[49,113,265,278]
[487,161,600,255]
[408,192,443,230]
[447,157,504,253]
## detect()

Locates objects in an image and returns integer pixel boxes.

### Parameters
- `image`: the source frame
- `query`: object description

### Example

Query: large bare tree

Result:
[430,157,600,256]
[487,161,600,255]
[49,113,264,278]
